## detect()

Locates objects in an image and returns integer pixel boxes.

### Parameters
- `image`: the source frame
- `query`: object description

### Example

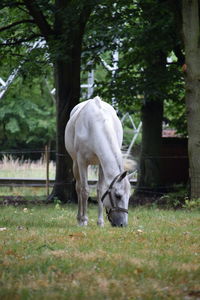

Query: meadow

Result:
[0,204,199,300]
[0,155,199,299]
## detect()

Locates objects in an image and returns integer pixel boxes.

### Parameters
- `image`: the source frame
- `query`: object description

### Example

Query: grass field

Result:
[0,204,199,300]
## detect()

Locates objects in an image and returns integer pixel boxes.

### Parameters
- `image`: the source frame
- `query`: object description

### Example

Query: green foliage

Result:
[164,98,187,136]
[0,1,57,151]
[158,190,200,210]
[122,117,142,148]
[0,0,187,153]
[157,185,189,209]
[183,198,200,210]
[53,197,62,210]
[0,75,55,150]
[0,2,45,70]
[83,0,186,133]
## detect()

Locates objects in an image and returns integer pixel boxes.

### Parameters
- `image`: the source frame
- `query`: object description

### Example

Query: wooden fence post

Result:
[45,144,50,196]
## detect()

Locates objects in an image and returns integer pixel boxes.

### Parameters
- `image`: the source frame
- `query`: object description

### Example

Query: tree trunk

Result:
[48,1,92,203]
[136,99,163,193]
[182,0,200,198]
[49,34,84,203]
[134,53,166,197]
[49,58,79,203]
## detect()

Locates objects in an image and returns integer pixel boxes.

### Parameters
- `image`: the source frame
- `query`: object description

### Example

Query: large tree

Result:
[131,1,185,194]
[0,0,96,202]
[85,1,185,194]
[182,0,200,198]
[25,1,95,202]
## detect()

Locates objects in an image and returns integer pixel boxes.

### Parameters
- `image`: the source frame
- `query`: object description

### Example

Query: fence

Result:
[0,148,137,198]
[0,139,189,198]
[0,147,56,196]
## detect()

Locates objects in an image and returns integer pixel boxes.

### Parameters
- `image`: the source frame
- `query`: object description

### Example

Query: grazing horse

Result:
[65,96,131,227]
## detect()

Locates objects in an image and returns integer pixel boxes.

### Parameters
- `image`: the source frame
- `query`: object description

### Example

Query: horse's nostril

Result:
[112,223,124,227]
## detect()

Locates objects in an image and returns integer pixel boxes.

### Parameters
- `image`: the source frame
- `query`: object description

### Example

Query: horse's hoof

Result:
[97,220,104,227]
[78,219,88,226]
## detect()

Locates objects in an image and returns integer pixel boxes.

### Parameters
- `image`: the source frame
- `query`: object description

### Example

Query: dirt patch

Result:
[0,196,48,206]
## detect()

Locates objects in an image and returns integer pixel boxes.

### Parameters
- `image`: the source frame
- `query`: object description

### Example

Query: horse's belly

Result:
[82,150,99,165]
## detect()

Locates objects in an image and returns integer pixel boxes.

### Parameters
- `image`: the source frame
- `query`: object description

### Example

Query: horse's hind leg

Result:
[76,157,89,226]
[97,165,104,227]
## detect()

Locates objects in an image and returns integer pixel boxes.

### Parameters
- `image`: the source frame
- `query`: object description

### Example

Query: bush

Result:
[183,198,200,210]
[156,185,189,209]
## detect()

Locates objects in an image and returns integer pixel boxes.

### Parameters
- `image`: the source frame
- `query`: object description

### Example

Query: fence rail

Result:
[0,178,54,187]
[0,178,137,187]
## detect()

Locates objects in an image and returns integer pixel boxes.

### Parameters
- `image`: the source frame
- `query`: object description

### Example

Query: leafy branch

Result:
[0,19,35,33]
[0,34,41,46]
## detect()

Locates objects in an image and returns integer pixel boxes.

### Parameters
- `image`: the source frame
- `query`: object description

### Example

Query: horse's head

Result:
[101,171,131,227]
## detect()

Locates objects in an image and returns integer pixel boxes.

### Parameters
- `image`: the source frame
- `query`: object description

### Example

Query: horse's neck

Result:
[99,150,123,185]
[92,117,123,185]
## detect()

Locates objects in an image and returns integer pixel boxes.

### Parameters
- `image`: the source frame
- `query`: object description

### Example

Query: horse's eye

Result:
[115,192,122,200]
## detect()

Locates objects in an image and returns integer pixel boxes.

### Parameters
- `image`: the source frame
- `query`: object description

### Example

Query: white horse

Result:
[65,96,131,227]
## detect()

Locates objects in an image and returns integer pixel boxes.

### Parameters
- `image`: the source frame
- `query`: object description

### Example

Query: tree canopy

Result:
[0,1,186,150]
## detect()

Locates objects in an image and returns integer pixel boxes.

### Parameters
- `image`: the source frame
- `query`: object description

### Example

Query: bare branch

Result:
[0,19,35,33]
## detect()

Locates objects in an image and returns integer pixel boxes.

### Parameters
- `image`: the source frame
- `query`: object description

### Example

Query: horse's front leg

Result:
[77,158,89,226]
[97,165,104,227]
[73,161,82,225]
[76,183,89,226]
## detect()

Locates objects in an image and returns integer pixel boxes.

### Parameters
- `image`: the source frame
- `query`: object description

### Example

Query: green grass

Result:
[0,205,199,299]
[0,187,53,198]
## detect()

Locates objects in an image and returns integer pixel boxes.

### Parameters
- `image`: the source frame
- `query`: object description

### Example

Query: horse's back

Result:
[65,97,122,162]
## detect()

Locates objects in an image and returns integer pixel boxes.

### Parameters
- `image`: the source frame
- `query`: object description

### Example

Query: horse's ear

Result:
[117,171,127,182]
[128,171,137,181]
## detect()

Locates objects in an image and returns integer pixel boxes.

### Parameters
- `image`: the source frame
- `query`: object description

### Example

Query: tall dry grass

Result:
[0,155,55,179]
[0,155,137,180]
